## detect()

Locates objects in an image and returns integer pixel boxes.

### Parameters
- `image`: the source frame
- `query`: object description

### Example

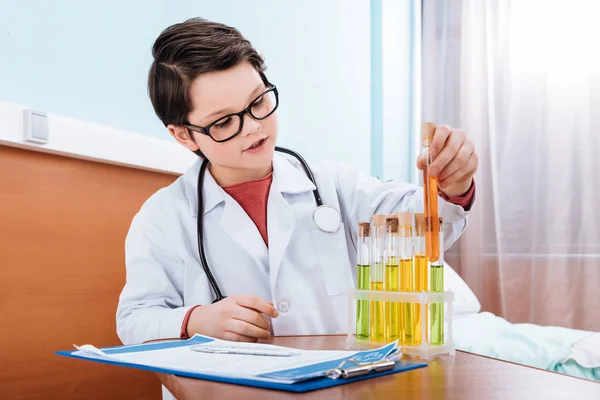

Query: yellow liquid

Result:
[399,258,414,344]
[385,261,399,342]
[369,281,385,341]
[414,254,429,344]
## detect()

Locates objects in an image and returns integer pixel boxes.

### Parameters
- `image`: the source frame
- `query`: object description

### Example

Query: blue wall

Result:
[0,0,415,177]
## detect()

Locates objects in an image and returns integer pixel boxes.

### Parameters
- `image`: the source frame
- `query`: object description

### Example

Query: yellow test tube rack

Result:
[345,289,455,359]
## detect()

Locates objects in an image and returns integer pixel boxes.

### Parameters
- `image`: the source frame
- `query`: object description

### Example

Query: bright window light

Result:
[509,0,600,75]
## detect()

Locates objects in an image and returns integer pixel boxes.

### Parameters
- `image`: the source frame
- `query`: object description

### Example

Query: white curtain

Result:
[422,0,600,331]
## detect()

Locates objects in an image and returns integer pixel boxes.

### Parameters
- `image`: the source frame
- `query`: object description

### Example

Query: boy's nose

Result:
[240,113,261,137]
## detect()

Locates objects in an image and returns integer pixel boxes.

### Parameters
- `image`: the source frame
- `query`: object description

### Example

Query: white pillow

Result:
[443,261,481,315]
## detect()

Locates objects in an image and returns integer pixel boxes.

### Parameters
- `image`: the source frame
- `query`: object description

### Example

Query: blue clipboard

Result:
[56,337,427,393]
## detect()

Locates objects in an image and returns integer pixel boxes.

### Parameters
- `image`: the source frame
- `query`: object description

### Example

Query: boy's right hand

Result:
[186,294,278,342]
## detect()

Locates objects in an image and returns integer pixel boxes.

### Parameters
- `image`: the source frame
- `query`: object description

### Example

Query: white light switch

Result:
[23,109,49,144]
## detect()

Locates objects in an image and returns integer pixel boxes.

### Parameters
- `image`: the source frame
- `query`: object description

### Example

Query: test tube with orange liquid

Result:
[422,122,440,263]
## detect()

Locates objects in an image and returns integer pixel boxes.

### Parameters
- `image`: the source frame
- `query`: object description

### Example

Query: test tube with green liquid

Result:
[430,218,445,345]
[356,222,371,340]
[369,214,386,342]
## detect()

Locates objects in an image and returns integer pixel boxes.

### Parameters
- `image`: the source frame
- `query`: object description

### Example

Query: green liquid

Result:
[385,261,399,342]
[430,265,444,345]
[356,264,371,340]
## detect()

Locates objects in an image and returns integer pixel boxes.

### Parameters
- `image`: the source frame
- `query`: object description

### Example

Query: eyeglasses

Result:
[184,85,279,143]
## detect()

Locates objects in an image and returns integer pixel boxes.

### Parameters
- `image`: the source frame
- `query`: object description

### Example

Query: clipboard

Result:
[56,336,427,393]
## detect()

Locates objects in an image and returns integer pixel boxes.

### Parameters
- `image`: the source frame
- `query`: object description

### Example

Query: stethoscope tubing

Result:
[196,147,332,302]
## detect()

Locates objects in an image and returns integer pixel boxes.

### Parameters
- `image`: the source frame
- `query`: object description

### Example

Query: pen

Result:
[190,345,301,357]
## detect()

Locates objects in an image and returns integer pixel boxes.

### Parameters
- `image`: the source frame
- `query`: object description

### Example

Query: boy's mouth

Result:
[243,137,268,153]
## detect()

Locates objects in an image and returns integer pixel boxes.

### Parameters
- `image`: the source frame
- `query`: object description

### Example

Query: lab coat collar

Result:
[272,152,316,194]
[183,158,224,217]
[183,152,316,217]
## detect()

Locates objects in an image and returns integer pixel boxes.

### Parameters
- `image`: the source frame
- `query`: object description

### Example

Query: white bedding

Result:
[445,261,600,379]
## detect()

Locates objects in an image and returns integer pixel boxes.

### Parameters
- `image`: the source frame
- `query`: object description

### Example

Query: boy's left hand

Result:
[416,124,478,197]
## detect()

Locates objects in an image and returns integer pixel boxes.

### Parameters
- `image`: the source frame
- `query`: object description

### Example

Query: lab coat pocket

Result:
[310,224,353,296]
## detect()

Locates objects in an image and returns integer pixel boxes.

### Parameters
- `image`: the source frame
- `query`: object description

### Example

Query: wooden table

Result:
[156,335,600,399]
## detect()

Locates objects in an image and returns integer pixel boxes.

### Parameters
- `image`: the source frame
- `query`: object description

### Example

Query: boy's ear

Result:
[168,125,200,152]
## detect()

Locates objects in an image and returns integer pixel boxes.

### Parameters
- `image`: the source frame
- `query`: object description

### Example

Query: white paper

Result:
[71,336,400,384]
[74,337,356,383]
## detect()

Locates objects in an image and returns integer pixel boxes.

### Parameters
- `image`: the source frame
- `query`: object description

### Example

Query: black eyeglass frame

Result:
[184,85,279,143]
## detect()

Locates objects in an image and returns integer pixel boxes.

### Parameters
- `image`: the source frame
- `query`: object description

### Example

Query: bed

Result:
[446,263,600,380]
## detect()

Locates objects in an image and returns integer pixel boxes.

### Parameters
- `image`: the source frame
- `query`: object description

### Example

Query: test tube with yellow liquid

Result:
[430,218,445,345]
[384,215,400,342]
[413,213,429,345]
[397,212,414,345]
[422,122,440,263]
[369,215,386,342]
[356,222,371,340]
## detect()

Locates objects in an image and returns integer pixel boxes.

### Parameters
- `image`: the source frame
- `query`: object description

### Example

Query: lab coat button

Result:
[277,300,290,313]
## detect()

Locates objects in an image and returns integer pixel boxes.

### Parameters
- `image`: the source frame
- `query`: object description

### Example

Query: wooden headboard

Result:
[0,145,179,399]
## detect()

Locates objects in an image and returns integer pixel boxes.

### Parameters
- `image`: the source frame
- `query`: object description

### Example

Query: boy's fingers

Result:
[440,154,477,188]
[228,319,271,340]
[429,124,452,159]
[428,129,466,176]
[416,154,425,170]
[222,331,258,343]
[233,307,271,331]
[236,294,278,318]
[437,141,473,181]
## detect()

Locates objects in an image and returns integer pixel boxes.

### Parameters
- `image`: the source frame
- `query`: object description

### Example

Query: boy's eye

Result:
[214,117,232,129]
[253,96,265,106]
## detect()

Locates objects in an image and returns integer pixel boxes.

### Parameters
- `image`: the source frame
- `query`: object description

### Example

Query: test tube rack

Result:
[345,289,455,359]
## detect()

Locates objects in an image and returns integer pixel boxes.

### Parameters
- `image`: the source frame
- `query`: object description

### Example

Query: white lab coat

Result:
[116,153,470,345]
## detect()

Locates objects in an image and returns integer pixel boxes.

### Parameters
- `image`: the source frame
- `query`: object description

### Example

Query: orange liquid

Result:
[423,168,440,262]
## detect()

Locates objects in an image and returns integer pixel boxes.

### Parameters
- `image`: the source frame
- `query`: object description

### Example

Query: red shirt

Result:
[180,176,476,339]
[222,173,273,246]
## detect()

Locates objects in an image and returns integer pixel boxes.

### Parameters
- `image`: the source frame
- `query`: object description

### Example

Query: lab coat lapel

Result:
[188,161,268,272]
[219,195,269,273]
[267,154,316,289]
[267,187,295,290]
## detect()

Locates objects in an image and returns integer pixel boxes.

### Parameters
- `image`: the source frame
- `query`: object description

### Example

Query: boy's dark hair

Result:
[148,17,268,130]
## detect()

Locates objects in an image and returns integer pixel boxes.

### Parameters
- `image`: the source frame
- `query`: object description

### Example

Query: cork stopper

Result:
[372,214,386,227]
[385,216,399,233]
[422,122,436,147]
[414,213,426,227]
[358,222,371,237]
[414,213,426,236]
[397,212,412,226]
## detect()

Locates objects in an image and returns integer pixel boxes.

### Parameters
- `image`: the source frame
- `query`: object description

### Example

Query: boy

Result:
[116,18,477,345]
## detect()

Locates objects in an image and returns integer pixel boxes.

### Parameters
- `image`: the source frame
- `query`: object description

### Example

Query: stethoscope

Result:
[197,146,342,303]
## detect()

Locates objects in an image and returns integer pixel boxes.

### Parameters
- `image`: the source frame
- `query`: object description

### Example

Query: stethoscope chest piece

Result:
[312,205,342,233]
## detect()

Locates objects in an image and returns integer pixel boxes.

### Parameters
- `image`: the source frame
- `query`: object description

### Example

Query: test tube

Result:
[369,214,386,342]
[356,222,371,340]
[430,218,445,345]
[397,212,414,345]
[422,122,440,263]
[413,213,429,345]
[384,215,400,342]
